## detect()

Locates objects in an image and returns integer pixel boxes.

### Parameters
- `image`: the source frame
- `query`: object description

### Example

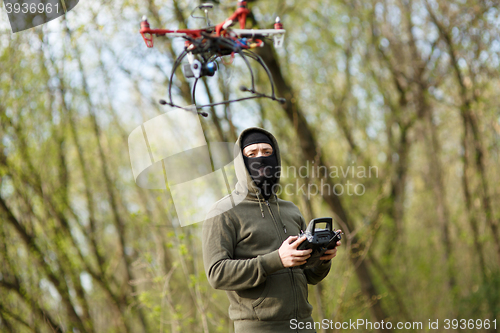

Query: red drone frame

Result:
[140,0,286,115]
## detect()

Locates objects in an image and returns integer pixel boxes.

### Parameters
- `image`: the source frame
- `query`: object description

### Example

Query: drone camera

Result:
[205,62,217,76]
[183,60,217,79]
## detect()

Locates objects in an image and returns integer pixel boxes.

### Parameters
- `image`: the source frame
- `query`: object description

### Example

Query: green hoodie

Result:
[202,127,331,333]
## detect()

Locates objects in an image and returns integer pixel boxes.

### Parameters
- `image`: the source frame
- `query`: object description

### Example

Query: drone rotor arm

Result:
[139,18,206,48]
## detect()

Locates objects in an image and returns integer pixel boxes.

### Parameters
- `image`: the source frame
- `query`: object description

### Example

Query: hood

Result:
[234,127,281,201]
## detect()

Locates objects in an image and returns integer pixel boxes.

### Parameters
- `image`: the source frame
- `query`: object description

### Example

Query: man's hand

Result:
[278,236,312,268]
[320,230,342,261]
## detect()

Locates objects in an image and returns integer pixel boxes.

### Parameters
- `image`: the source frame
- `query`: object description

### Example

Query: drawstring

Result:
[255,188,265,218]
[276,194,286,233]
[254,191,286,234]
[276,194,281,219]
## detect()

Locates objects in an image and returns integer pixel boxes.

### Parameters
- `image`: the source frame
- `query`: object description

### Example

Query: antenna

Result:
[191,3,214,27]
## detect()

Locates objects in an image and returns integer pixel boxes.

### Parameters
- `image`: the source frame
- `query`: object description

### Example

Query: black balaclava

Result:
[241,131,279,200]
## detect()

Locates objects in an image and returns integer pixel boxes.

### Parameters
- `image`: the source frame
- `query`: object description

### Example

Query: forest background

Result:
[1,0,499,332]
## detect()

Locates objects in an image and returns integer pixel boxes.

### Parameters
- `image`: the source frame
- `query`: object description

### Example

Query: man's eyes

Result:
[246,150,272,157]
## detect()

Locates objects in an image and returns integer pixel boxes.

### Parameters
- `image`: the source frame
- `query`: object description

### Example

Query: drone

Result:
[140,0,286,116]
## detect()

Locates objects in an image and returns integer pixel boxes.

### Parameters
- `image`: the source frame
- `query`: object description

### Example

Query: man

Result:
[202,127,340,332]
